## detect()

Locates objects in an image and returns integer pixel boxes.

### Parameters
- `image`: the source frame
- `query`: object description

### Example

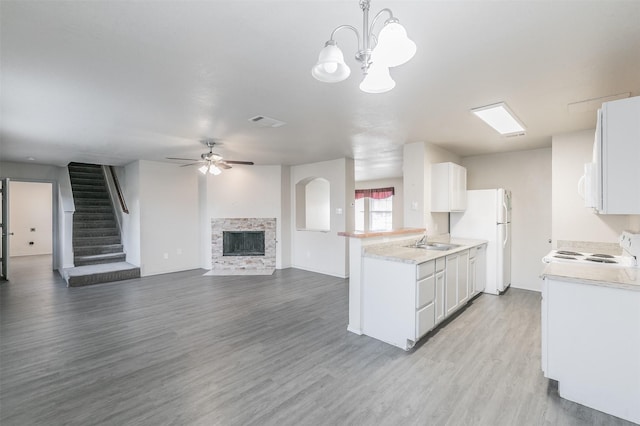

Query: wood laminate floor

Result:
[0,255,634,426]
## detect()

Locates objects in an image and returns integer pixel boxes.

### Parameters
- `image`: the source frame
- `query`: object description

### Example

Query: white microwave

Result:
[578,96,640,214]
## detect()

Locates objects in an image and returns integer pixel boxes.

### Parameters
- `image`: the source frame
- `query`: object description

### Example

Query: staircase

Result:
[62,163,140,287]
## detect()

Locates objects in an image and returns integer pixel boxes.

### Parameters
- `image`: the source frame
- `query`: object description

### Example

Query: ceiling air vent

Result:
[249,115,286,128]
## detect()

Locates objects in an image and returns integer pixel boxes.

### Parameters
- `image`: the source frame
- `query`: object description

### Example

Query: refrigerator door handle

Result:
[502,199,509,224]
[503,223,509,247]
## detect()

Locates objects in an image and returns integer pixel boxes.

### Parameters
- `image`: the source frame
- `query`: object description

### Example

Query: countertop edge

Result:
[541,263,640,291]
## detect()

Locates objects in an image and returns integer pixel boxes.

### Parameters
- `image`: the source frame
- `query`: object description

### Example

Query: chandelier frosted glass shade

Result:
[359,63,396,93]
[199,162,223,175]
[311,42,351,83]
[373,21,417,67]
[312,0,415,92]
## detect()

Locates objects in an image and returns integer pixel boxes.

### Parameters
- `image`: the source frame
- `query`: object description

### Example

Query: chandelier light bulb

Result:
[198,165,209,174]
[209,165,222,175]
[311,42,351,83]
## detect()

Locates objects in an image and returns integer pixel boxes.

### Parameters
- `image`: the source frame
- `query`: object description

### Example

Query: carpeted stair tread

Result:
[74,252,127,266]
[62,262,140,287]
[74,244,124,256]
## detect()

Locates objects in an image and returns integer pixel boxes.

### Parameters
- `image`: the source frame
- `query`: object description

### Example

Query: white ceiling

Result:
[2,1,639,181]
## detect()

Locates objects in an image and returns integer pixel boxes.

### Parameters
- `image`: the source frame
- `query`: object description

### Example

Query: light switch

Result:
[411,201,418,211]
[336,208,343,215]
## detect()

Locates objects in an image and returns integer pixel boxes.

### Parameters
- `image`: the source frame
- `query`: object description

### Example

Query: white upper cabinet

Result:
[596,96,640,214]
[431,162,467,212]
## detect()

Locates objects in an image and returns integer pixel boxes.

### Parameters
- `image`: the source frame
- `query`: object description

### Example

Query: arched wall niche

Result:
[295,177,330,231]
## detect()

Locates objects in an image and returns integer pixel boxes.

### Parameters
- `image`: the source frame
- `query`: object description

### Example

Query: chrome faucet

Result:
[415,230,428,246]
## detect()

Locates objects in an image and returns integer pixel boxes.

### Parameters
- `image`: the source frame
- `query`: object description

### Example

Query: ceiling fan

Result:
[166,139,254,175]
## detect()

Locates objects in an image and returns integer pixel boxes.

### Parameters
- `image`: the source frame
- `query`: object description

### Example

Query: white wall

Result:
[552,129,640,243]
[9,181,53,256]
[119,162,141,267]
[356,177,404,230]
[137,161,200,276]
[291,158,354,278]
[305,178,330,231]
[403,142,461,235]
[205,165,285,269]
[462,148,552,292]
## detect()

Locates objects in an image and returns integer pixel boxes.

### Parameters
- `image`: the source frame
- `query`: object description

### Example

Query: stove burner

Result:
[590,253,615,259]
[586,257,617,264]
[553,255,577,260]
[556,250,583,256]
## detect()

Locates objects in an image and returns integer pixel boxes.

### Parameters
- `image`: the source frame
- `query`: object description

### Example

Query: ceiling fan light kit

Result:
[311,0,416,93]
[166,139,254,176]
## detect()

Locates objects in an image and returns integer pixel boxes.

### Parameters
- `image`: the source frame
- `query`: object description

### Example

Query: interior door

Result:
[1,178,9,281]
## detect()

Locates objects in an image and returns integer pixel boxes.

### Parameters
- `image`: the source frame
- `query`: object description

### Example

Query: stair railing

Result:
[108,166,129,214]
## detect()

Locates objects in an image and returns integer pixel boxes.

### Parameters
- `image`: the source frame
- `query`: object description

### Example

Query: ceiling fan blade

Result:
[166,157,200,161]
[224,160,254,165]
[179,162,204,167]
[217,161,232,170]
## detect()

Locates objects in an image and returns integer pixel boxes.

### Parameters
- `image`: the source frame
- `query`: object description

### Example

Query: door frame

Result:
[3,178,59,278]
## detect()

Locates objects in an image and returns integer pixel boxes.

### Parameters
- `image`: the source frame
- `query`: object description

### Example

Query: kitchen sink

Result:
[406,242,460,251]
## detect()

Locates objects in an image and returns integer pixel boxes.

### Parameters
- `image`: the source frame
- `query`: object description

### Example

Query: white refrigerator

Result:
[450,188,512,295]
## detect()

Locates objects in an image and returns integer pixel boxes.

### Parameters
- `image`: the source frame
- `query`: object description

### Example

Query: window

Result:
[354,187,394,232]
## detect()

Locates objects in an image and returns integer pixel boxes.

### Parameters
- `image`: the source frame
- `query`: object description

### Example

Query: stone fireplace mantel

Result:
[207,218,276,276]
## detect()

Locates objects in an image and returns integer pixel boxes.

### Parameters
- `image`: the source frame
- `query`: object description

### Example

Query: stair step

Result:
[69,167,104,178]
[74,212,115,221]
[69,163,103,171]
[72,183,107,192]
[73,228,119,238]
[73,235,121,247]
[69,176,105,186]
[62,262,140,287]
[72,191,110,199]
[74,244,124,256]
[73,220,117,229]
[74,198,112,206]
[74,252,126,266]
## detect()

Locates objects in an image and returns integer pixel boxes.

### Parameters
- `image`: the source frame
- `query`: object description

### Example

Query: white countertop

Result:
[541,262,640,291]
[363,237,487,264]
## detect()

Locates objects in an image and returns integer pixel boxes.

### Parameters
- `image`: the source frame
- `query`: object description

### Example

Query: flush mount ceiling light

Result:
[311,0,416,94]
[471,102,526,136]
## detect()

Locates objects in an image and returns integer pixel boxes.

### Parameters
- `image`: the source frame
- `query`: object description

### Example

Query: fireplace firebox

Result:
[223,231,265,256]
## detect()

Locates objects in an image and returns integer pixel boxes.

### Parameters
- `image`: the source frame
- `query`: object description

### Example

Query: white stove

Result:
[542,249,636,267]
[543,232,640,268]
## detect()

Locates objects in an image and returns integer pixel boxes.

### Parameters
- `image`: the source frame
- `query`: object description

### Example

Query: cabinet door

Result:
[416,302,435,340]
[476,244,487,293]
[451,165,467,211]
[435,270,445,324]
[457,250,469,305]
[417,275,435,309]
[446,254,458,315]
[469,255,477,298]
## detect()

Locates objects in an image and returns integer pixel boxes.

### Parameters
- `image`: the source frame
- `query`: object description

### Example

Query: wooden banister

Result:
[109,166,129,214]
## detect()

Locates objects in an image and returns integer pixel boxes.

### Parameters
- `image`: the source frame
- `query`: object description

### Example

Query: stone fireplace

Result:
[209,218,276,275]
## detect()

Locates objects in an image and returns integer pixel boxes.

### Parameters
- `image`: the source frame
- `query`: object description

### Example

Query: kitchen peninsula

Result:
[341,229,487,350]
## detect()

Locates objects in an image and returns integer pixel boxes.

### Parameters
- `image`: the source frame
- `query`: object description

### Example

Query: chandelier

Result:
[311,0,416,93]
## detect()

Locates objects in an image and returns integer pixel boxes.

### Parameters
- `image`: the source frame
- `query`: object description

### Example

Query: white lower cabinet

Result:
[445,250,469,316]
[362,246,482,351]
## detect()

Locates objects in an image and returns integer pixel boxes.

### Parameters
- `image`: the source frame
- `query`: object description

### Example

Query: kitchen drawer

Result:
[416,302,435,340]
[436,257,445,272]
[417,260,435,280]
[417,275,435,308]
